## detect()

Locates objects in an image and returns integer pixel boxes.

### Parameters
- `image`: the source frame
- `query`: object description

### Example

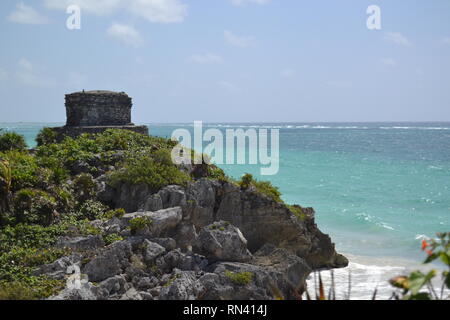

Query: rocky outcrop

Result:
[195,221,252,263]
[45,177,347,300]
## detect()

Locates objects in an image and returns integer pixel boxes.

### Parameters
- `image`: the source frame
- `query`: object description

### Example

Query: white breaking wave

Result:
[305,254,449,300]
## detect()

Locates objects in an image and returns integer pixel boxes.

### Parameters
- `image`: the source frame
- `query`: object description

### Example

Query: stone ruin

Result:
[52,90,148,138]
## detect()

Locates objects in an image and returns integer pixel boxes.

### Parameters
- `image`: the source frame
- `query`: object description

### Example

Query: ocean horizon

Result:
[1,121,449,299]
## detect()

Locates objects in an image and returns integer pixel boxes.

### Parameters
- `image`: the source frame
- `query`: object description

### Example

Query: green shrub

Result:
[0,281,36,300]
[0,224,63,253]
[288,205,307,221]
[0,132,27,152]
[0,158,12,216]
[52,186,76,213]
[0,243,67,300]
[225,270,253,286]
[239,173,253,189]
[36,127,57,147]
[103,233,124,245]
[12,189,57,225]
[102,208,125,220]
[207,165,227,181]
[0,278,64,300]
[238,173,282,203]
[72,173,97,202]
[35,129,178,179]
[77,199,108,221]
[129,216,152,235]
[108,151,191,192]
[1,151,40,191]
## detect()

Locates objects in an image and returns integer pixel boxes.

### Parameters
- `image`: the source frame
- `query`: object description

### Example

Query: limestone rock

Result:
[98,275,127,297]
[56,235,105,251]
[122,207,182,238]
[83,241,132,282]
[33,254,82,280]
[156,249,208,274]
[159,271,205,300]
[49,282,102,300]
[195,221,252,263]
[151,237,177,251]
[143,240,166,265]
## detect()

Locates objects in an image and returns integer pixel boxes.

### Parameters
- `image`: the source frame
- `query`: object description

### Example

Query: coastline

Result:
[308,253,449,300]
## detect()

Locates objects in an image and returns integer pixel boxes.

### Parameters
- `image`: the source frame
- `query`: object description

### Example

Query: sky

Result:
[0,0,450,123]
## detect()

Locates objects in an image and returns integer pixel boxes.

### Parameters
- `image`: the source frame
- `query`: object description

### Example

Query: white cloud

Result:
[107,23,144,47]
[44,0,187,23]
[43,0,122,15]
[16,58,55,87]
[281,69,295,78]
[219,81,239,92]
[231,0,271,6]
[129,0,187,23]
[8,3,49,24]
[189,53,223,64]
[224,30,254,47]
[380,58,397,67]
[384,32,411,46]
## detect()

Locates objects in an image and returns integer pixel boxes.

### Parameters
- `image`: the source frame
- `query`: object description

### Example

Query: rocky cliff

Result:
[42,176,347,300]
[0,129,347,300]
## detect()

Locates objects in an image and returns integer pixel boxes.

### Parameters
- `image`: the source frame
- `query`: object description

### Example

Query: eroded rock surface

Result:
[47,178,347,300]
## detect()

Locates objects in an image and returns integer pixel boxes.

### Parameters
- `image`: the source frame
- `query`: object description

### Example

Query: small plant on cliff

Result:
[238,173,282,203]
[77,199,109,221]
[36,127,57,147]
[0,132,27,152]
[129,216,152,235]
[225,270,254,286]
[103,233,124,245]
[102,208,125,220]
[288,205,308,221]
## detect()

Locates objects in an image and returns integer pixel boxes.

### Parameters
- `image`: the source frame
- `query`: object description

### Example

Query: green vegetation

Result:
[102,208,125,220]
[103,233,124,245]
[12,189,57,225]
[108,149,191,192]
[288,205,307,221]
[207,164,228,181]
[225,270,254,286]
[0,158,12,216]
[3,128,446,301]
[0,129,195,299]
[0,132,27,152]
[238,173,282,203]
[163,273,181,287]
[36,127,58,147]
[129,216,152,235]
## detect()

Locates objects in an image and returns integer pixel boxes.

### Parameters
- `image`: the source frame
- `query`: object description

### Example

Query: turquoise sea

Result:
[2,122,449,298]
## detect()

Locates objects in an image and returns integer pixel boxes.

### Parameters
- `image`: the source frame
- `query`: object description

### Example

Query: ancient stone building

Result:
[52,90,148,138]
